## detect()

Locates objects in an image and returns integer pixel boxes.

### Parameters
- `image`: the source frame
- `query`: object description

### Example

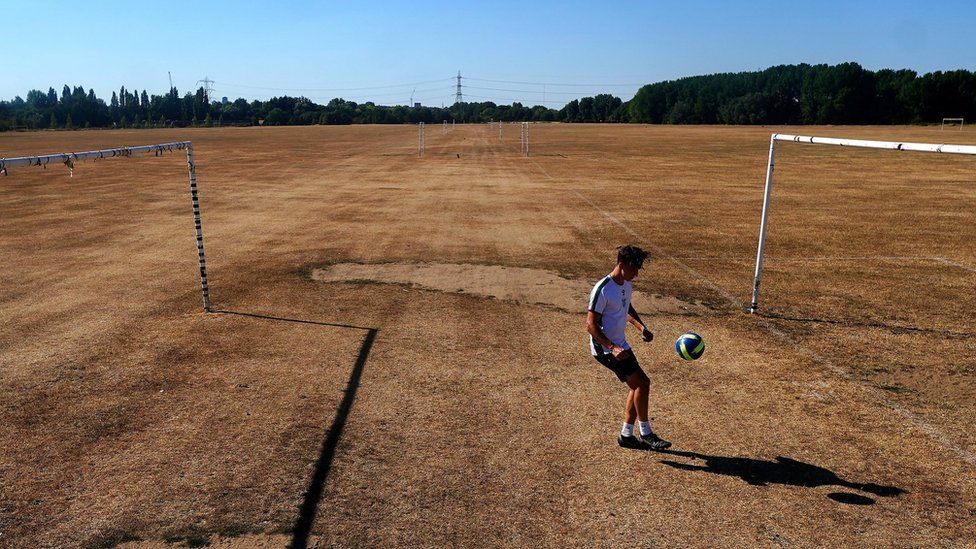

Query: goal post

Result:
[0,141,213,312]
[418,122,425,156]
[942,118,964,130]
[749,133,976,313]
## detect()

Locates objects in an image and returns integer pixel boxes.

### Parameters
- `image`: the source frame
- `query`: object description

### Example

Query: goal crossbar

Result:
[750,133,976,313]
[0,141,192,171]
[773,133,976,155]
[1,140,212,312]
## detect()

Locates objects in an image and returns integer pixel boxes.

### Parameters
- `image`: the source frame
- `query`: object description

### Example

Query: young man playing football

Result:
[586,245,671,451]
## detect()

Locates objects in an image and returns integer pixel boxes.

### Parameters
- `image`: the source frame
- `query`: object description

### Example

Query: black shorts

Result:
[594,351,640,383]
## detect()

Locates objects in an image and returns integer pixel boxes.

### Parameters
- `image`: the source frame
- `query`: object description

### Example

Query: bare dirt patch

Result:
[311,261,710,315]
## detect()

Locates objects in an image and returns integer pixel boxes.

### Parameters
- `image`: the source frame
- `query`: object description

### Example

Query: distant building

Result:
[221,97,229,104]
[414,102,421,108]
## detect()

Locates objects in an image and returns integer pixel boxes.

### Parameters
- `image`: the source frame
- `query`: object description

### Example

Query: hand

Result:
[641,327,654,342]
[610,345,630,359]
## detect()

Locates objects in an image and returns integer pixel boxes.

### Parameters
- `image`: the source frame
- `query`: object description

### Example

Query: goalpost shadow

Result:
[211,309,374,331]
[291,326,378,549]
[210,310,377,549]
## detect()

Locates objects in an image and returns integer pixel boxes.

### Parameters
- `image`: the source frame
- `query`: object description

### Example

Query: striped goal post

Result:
[0,141,212,312]
[750,133,976,313]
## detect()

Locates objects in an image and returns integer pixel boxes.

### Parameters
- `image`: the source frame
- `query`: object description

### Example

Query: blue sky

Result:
[3,0,975,107]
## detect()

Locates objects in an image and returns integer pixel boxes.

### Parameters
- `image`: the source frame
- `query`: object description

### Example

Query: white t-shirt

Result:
[588,274,632,356]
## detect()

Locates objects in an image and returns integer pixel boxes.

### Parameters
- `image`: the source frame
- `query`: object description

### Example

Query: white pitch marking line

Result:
[526,157,976,469]
[670,255,958,263]
[932,257,976,274]
[671,255,976,274]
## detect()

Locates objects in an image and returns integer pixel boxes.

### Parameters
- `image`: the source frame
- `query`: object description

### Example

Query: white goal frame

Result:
[418,122,425,157]
[0,141,212,312]
[750,133,976,313]
[942,118,964,130]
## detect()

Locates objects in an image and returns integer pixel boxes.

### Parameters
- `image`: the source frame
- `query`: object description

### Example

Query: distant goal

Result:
[941,118,964,130]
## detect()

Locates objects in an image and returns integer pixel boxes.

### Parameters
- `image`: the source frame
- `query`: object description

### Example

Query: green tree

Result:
[266,108,288,125]
[665,100,694,124]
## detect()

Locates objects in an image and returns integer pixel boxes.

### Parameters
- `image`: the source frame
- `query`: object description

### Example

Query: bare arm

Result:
[628,304,653,342]
[627,304,647,331]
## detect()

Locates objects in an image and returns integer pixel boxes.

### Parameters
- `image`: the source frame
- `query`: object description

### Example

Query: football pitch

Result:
[1,123,974,547]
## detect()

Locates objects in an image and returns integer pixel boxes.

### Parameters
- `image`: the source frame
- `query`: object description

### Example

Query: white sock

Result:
[638,421,652,436]
[620,423,634,437]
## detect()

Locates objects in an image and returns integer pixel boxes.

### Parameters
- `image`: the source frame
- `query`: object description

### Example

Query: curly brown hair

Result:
[617,245,649,268]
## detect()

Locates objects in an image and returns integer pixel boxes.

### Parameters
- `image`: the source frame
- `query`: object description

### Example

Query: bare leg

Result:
[625,369,651,422]
[624,368,669,449]
[624,388,637,425]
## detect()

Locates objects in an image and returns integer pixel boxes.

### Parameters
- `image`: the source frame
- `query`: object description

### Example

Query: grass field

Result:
[1,123,974,547]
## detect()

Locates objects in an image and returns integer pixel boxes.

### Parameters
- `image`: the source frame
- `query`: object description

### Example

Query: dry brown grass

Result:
[1,124,974,547]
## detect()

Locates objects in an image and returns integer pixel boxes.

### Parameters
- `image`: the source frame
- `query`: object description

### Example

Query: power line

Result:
[212,86,458,107]
[465,76,641,87]
[207,73,641,106]
[214,85,452,100]
[210,75,638,94]
[462,84,596,96]
[212,77,453,93]
[212,86,590,108]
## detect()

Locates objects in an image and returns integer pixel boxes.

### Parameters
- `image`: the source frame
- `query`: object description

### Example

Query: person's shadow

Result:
[658,449,905,505]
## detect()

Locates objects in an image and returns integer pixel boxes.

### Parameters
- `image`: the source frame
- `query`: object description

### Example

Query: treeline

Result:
[0,85,225,131]
[0,85,621,130]
[626,62,976,124]
[1,63,974,130]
